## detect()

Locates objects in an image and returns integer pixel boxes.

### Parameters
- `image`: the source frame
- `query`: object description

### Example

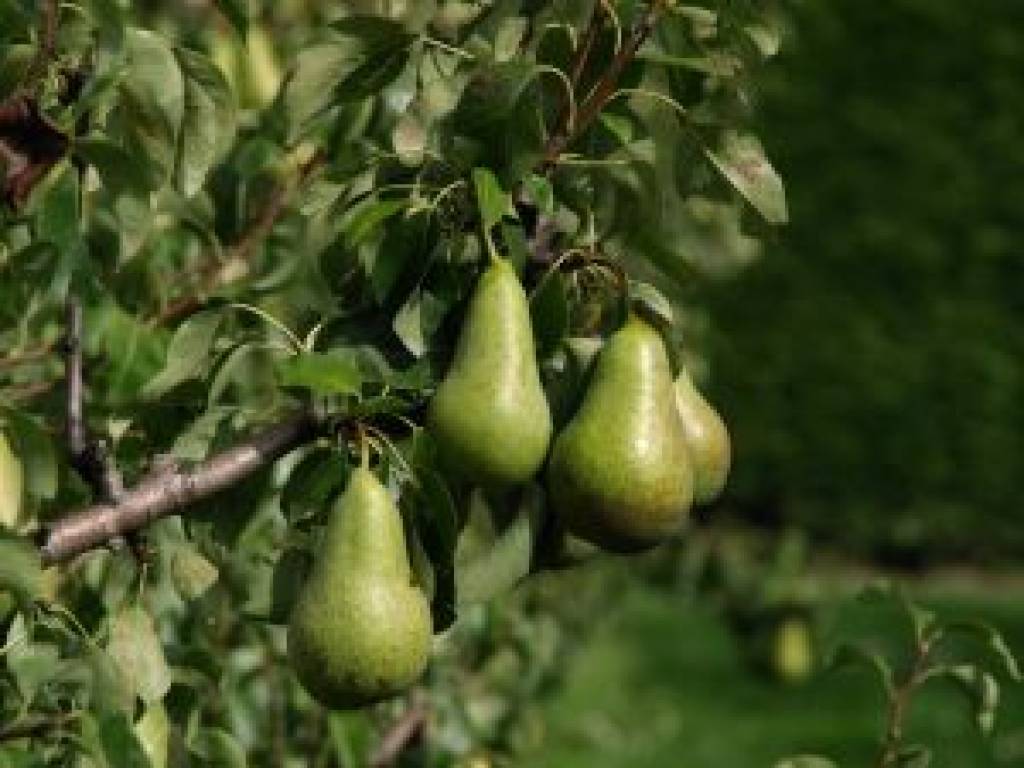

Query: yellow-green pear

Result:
[428,259,552,487]
[288,463,432,709]
[674,368,731,504]
[773,616,814,684]
[547,316,693,552]
[0,431,23,529]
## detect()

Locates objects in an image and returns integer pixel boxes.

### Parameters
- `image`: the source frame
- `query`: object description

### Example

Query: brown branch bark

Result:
[369,700,429,768]
[876,633,936,768]
[39,412,317,565]
[542,0,667,167]
[151,150,327,326]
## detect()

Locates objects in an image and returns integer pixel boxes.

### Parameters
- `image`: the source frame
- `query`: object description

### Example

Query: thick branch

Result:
[40,413,317,565]
[542,0,667,166]
[369,700,428,768]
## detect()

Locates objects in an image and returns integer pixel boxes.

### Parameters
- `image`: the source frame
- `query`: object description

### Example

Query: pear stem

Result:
[358,425,370,469]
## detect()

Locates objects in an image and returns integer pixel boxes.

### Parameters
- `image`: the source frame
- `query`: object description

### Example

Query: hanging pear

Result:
[288,463,432,709]
[674,368,731,504]
[547,316,693,552]
[0,431,23,529]
[428,258,552,487]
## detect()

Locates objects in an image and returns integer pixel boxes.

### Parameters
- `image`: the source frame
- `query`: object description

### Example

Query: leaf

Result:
[522,174,554,214]
[774,758,839,768]
[896,744,932,768]
[280,446,349,523]
[191,728,247,768]
[75,137,150,196]
[169,544,219,601]
[142,310,222,398]
[107,605,172,705]
[530,270,569,359]
[269,548,312,624]
[946,620,1023,682]
[938,664,1000,735]
[134,703,170,768]
[828,642,895,696]
[705,131,788,224]
[276,352,364,396]
[174,47,237,197]
[472,167,511,231]
[455,484,545,606]
[99,712,152,768]
[344,199,407,247]
[630,280,674,326]
[120,28,185,188]
[213,0,248,34]
[0,532,42,608]
[2,409,57,502]
[393,289,449,358]
[392,113,426,167]
[5,615,58,704]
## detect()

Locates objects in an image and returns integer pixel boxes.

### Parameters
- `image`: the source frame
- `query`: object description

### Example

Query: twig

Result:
[542,0,667,167]
[876,632,936,768]
[369,700,429,768]
[151,151,327,326]
[39,412,317,565]
[0,711,79,743]
[64,299,124,502]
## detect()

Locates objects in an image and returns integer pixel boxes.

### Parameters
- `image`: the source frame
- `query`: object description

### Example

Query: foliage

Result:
[706,0,1024,561]
[0,0,790,764]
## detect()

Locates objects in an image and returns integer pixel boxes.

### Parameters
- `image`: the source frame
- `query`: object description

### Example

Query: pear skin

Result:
[547,316,693,552]
[428,259,552,487]
[674,368,731,504]
[288,466,432,709]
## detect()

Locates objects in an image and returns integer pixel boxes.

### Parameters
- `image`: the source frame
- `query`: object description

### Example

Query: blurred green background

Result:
[524,0,1024,765]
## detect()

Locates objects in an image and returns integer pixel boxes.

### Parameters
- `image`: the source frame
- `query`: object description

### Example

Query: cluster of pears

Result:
[288,256,730,710]
[429,256,731,550]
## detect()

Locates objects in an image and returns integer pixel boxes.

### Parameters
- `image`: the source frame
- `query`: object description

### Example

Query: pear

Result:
[428,259,552,487]
[0,431,23,529]
[547,316,693,552]
[674,368,731,504]
[288,464,432,709]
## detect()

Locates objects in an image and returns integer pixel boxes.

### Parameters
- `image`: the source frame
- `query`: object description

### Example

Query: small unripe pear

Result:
[773,617,814,684]
[674,368,731,504]
[288,465,432,709]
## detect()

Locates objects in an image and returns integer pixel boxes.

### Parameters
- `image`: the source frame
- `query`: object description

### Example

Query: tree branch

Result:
[64,299,123,502]
[369,700,429,768]
[542,0,667,167]
[39,412,317,565]
[151,150,327,326]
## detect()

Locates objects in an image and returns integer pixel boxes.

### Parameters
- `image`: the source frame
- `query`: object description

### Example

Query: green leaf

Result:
[393,289,449,358]
[828,642,895,696]
[705,131,788,224]
[270,548,312,624]
[946,620,1023,682]
[99,712,152,768]
[2,409,57,502]
[142,310,222,398]
[213,0,248,34]
[530,270,569,359]
[5,615,59,704]
[174,47,237,197]
[896,744,932,768]
[472,167,511,231]
[276,352,364,396]
[191,728,247,768]
[938,664,1000,735]
[0,532,42,608]
[75,137,150,196]
[523,174,554,214]
[134,703,169,768]
[120,28,185,188]
[280,446,349,523]
[455,484,544,606]
[107,605,172,704]
[630,280,674,326]
[344,199,407,247]
[169,544,219,601]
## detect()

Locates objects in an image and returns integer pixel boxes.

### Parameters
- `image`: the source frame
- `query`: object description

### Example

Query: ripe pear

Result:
[428,259,552,487]
[288,464,432,709]
[547,316,693,552]
[0,431,23,529]
[674,368,731,504]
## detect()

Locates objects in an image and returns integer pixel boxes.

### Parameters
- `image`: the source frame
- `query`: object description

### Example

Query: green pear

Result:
[288,464,432,709]
[428,259,552,487]
[0,431,23,529]
[547,316,693,552]
[674,368,731,504]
